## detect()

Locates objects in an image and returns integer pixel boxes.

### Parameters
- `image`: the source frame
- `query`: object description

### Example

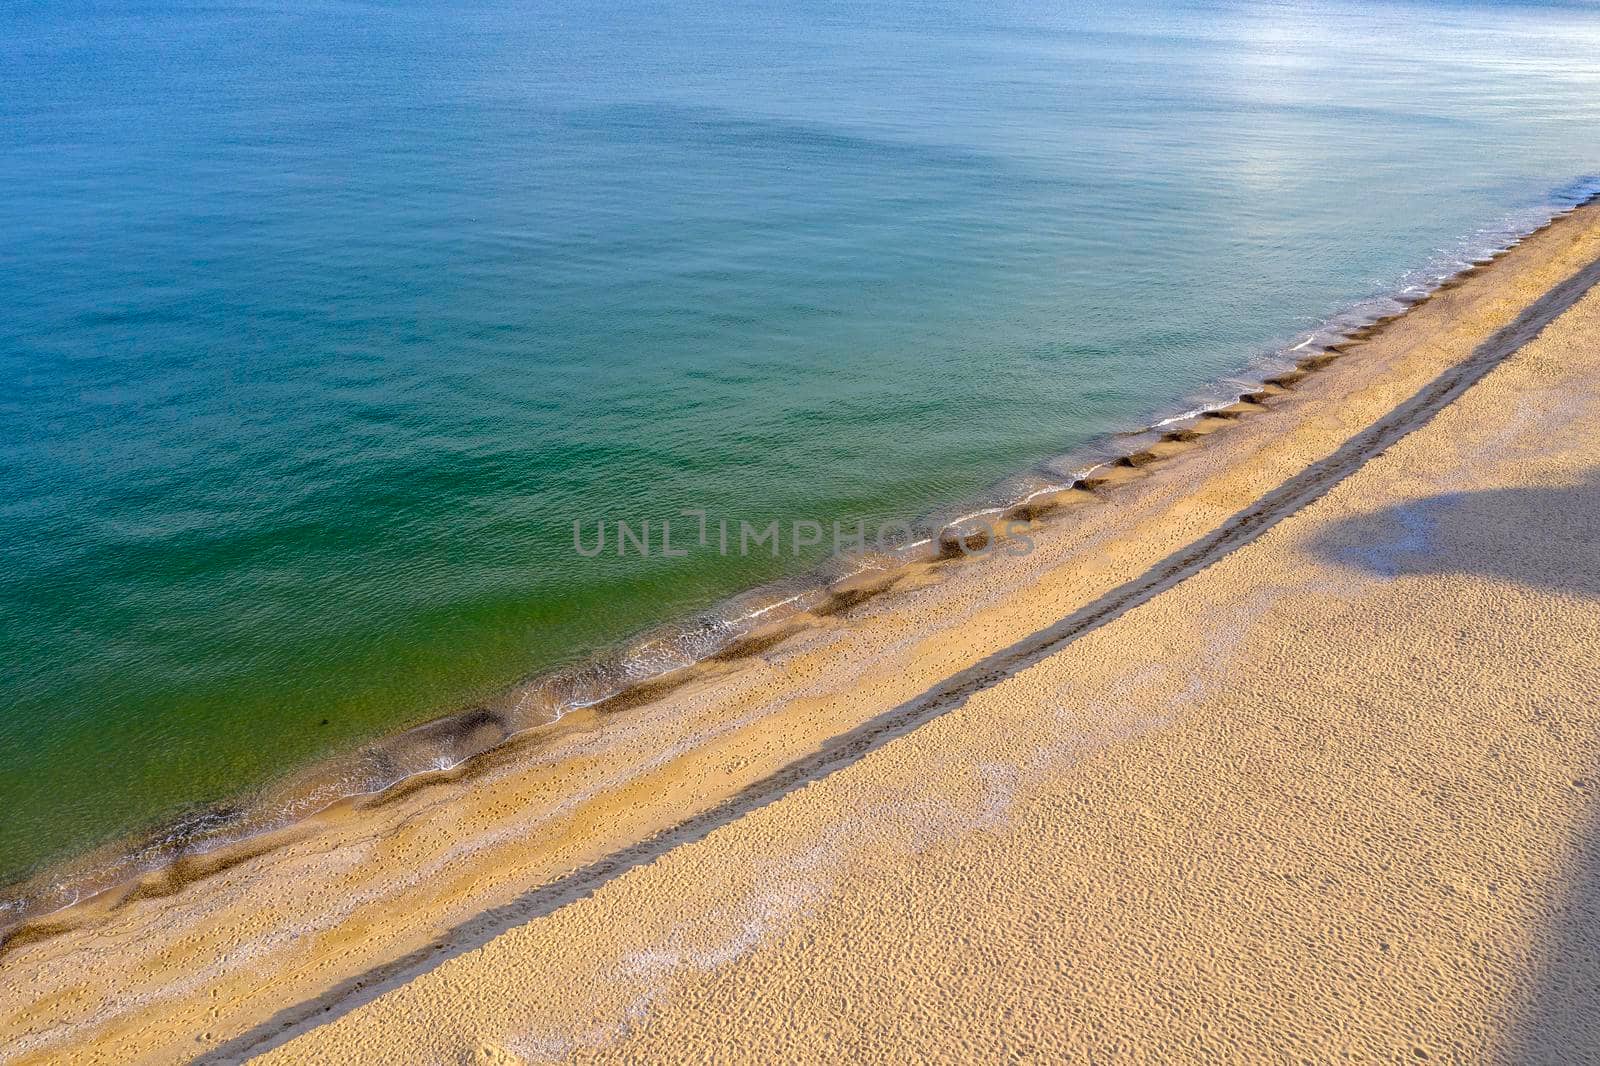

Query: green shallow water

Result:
[3,0,1600,891]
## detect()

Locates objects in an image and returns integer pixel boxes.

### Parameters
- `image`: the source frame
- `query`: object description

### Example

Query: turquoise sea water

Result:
[3,0,1600,898]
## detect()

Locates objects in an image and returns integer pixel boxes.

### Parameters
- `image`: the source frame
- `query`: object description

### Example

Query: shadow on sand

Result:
[1312,468,1600,1062]
[1310,466,1600,601]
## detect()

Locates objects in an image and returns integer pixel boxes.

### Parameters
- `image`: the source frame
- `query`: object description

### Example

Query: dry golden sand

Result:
[7,204,1600,1064]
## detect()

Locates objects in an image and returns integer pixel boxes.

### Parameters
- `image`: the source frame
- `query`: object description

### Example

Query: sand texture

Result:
[6,203,1600,1063]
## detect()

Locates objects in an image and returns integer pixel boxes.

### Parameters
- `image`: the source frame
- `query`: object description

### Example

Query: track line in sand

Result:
[198,251,1600,1065]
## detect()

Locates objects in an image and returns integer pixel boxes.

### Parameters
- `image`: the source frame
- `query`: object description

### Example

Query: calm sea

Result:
[4,0,1600,891]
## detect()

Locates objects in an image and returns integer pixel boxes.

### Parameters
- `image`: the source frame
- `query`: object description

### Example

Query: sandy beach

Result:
[7,200,1600,1063]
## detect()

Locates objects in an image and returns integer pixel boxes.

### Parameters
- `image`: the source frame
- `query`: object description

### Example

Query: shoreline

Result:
[5,182,1597,943]
[7,194,1600,1062]
[258,237,1600,1063]
[202,235,1600,1062]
